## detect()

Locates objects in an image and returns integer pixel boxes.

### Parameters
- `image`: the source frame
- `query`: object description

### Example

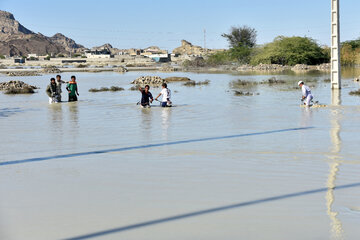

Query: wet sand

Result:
[0,71,360,240]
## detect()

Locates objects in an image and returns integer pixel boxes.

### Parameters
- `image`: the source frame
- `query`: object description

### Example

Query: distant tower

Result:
[331,0,341,89]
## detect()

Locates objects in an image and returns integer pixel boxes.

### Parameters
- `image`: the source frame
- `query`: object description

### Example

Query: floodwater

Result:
[0,69,360,240]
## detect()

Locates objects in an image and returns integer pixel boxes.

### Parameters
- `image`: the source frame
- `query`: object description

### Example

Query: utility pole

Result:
[204,29,207,53]
[331,0,341,89]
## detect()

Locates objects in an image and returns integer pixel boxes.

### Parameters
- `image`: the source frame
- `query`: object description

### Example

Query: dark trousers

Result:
[69,95,78,102]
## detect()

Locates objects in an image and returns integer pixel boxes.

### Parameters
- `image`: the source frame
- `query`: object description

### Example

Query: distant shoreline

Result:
[0,62,334,76]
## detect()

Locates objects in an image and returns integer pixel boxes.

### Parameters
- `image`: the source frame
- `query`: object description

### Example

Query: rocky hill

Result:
[0,10,85,56]
[172,40,204,55]
[49,33,86,53]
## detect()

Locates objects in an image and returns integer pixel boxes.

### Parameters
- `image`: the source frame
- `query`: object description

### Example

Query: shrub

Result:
[250,36,330,66]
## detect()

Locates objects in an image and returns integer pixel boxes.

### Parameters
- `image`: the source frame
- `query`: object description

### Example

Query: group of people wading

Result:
[46,75,79,103]
[45,75,310,108]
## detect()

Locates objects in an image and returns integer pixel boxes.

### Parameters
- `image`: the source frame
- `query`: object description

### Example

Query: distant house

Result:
[85,49,112,59]
[14,58,25,63]
[148,53,170,62]
[27,53,38,58]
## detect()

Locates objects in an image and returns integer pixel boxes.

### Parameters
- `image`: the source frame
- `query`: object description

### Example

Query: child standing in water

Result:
[155,83,172,107]
[55,75,68,102]
[66,76,79,102]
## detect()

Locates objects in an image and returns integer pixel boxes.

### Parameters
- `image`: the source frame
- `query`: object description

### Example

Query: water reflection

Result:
[68,102,79,125]
[300,107,313,127]
[326,89,343,239]
[161,108,172,140]
[140,108,152,130]
[48,103,64,143]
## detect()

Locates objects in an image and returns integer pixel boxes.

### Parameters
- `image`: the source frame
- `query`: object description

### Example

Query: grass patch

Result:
[261,77,286,84]
[230,79,258,88]
[234,90,259,96]
[349,89,360,96]
[183,80,210,86]
[89,86,124,92]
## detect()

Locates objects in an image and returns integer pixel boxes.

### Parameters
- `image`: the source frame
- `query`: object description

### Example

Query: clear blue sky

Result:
[1,0,360,51]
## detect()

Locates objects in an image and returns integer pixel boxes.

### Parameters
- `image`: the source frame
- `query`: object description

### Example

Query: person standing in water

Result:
[46,78,60,103]
[66,76,79,102]
[155,83,172,107]
[298,81,313,106]
[55,75,68,102]
[139,85,153,108]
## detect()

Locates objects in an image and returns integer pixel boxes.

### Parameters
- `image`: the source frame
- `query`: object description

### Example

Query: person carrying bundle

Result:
[46,78,60,103]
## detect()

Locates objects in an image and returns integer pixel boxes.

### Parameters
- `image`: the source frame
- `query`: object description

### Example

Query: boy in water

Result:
[139,85,153,108]
[55,75,68,102]
[46,78,60,103]
[155,83,172,107]
[298,81,313,106]
[66,76,79,102]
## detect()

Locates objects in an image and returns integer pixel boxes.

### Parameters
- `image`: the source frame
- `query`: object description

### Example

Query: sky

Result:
[1,0,360,51]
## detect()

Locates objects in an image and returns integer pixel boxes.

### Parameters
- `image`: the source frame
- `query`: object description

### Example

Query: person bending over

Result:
[298,81,313,106]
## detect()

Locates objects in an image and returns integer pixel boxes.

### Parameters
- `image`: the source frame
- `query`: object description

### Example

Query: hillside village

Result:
[0,10,223,65]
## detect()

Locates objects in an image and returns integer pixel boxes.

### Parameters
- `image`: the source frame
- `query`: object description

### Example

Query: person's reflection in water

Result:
[48,103,64,145]
[161,108,172,140]
[140,108,153,142]
[326,89,344,239]
[68,102,79,139]
[300,106,313,127]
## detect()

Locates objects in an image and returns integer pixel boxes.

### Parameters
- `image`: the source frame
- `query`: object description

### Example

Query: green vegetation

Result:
[183,80,210,86]
[221,25,257,64]
[0,55,5,59]
[250,36,329,66]
[45,55,51,61]
[57,54,65,58]
[341,39,360,65]
[200,25,333,67]
[349,89,360,96]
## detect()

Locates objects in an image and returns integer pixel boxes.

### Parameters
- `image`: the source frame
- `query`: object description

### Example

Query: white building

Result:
[85,50,111,59]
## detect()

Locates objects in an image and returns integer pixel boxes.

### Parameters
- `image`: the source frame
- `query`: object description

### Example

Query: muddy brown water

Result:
[1,69,360,240]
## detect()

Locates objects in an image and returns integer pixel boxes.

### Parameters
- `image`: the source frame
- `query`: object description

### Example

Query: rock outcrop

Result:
[0,80,38,94]
[42,66,61,73]
[172,40,205,55]
[6,71,41,76]
[132,76,165,85]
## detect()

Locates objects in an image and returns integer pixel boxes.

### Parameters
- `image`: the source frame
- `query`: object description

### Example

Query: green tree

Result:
[221,25,257,64]
[251,36,329,66]
[222,25,257,48]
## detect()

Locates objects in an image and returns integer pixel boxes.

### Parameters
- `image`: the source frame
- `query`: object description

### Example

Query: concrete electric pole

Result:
[331,0,341,89]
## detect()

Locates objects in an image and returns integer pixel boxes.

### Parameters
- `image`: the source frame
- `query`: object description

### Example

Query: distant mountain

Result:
[0,10,86,56]
[49,33,86,53]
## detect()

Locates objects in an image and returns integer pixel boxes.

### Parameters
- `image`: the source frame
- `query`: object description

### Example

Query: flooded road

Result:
[1,70,360,240]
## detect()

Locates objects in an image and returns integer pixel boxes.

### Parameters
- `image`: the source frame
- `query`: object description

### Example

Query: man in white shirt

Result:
[155,83,172,107]
[298,81,313,106]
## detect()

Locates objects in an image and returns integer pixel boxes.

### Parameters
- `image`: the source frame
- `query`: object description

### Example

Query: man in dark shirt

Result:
[139,85,153,108]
